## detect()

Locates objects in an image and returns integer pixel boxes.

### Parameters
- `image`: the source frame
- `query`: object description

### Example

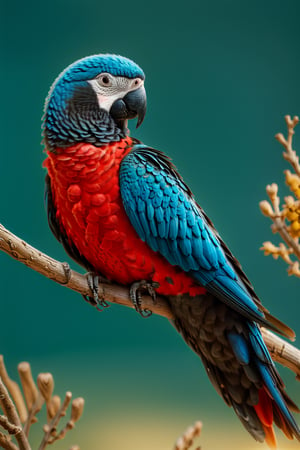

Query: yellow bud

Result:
[259,201,274,217]
[285,170,300,190]
[291,181,300,191]
[286,211,299,221]
[284,196,295,207]
[291,220,300,231]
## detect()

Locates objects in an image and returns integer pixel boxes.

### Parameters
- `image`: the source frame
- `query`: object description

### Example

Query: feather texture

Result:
[120,145,292,336]
[43,54,300,448]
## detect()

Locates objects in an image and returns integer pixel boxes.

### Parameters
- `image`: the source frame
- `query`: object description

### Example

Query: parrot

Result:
[42,54,300,448]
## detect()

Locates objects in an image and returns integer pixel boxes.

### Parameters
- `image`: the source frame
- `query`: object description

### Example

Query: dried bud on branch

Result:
[70,398,84,424]
[0,357,27,424]
[174,421,202,450]
[18,363,38,412]
[260,115,300,275]
[48,396,61,421]
[259,200,274,217]
[37,374,54,403]
[0,356,83,450]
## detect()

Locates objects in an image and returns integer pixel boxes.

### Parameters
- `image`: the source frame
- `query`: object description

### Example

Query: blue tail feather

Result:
[248,323,300,441]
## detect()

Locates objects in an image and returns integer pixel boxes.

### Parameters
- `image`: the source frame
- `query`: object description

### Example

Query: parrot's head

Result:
[43,54,146,150]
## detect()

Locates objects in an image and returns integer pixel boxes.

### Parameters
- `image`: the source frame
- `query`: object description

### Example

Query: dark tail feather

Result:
[263,308,296,341]
[169,293,300,447]
[246,323,300,446]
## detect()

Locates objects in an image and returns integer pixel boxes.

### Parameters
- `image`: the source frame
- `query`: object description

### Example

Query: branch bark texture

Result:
[0,223,300,380]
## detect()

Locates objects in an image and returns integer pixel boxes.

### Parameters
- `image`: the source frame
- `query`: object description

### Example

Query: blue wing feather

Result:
[119,145,280,330]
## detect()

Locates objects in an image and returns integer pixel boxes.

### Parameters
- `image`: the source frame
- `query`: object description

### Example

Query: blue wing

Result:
[119,144,286,332]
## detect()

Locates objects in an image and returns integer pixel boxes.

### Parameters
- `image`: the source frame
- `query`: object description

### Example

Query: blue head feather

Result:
[43,54,145,149]
[59,54,145,82]
[46,54,144,110]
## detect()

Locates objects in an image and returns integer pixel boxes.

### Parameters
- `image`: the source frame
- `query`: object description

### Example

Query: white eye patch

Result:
[88,76,144,112]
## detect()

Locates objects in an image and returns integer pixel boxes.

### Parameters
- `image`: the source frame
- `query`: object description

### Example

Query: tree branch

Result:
[261,328,300,380]
[174,421,202,450]
[0,378,30,450]
[260,115,300,275]
[0,223,300,380]
[0,223,171,317]
[0,431,18,450]
[0,357,27,424]
[0,415,22,436]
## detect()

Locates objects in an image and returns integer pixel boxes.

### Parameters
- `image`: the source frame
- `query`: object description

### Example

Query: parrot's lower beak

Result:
[110,85,147,133]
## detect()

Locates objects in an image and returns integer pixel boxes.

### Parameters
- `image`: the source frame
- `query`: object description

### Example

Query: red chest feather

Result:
[44,139,204,296]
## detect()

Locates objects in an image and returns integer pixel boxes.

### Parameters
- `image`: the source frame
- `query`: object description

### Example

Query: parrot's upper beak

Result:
[110,85,147,132]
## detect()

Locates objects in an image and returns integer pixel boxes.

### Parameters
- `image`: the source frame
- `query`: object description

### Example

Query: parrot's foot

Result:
[129,280,159,318]
[83,272,110,311]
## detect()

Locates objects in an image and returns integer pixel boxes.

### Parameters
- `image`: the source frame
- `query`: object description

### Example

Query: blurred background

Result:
[1,0,300,448]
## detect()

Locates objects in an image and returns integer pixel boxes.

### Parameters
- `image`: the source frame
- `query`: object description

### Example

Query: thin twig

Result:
[275,115,300,176]
[0,357,27,423]
[19,363,44,437]
[50,397,84,444]
[272,216,300,261]
[260,116,300,273]
[0,431,18,450]
[0,223,299,380]
[266,183,300,260]
[39,392,72,450]
[0,378,30,450]
[174,421,202,450]
[0,415,22,435]
[23,393,44,438]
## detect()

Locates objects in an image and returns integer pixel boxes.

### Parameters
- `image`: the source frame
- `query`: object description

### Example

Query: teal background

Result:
[1,1,300,448]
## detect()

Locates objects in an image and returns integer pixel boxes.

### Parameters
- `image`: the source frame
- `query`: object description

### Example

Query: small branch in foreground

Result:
[174,421,202,450]
[0,378,30,450]
[0,356,84,450]
[0,223,300,380]
[276,115,300,177]
[0,431,18,450]
[260,115,300,275]
[0,357,27,424]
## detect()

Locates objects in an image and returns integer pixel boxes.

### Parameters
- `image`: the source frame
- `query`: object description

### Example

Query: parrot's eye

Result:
[97,73,113,87]
[131,78,142,89]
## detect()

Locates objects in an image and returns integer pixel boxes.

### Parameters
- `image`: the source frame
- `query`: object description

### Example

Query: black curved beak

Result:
[110,85,147,130]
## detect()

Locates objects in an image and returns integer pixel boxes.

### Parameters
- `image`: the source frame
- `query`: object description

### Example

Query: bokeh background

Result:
[1,1,300,449]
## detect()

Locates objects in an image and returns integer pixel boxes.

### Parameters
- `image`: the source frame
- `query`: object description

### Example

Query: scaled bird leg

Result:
[83,273,110,311]
[129,280,159,318]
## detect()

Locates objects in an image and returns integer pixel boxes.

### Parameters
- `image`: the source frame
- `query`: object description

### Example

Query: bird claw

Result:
[82,272,110,311]
[129,280,159,318]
